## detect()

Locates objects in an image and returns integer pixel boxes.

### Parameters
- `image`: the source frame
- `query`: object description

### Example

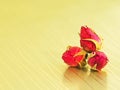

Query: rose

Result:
[62,46,86,67]
[88,51,108,71]
[62,25,108,71]
[80,26,102,52]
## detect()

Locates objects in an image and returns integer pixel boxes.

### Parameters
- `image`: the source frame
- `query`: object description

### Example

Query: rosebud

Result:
[62,46,86,66]
[88,51,108,71]
[80,26,102,52]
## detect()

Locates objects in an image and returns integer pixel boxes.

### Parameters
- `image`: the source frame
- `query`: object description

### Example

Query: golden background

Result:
[0,0,120,90]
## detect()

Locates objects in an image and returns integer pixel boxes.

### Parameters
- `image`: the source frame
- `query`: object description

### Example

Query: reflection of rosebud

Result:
[88,51,108,71]
[80,26,102,52]
[62,46,86,66]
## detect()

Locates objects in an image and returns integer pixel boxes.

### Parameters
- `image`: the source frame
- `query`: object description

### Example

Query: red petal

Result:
[74,55,84,63]
[95,51,108,70]
[80,26,100,42]
[88,57,96,67]
[69,46,81,56]
[80,40,96,52]
[62,51,78,66]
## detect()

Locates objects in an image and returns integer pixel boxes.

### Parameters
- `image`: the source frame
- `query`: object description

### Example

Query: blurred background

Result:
[0,0,120,90]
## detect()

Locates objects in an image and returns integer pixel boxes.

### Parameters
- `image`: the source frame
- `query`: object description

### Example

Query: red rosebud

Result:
[88,51,108,71]
[62,46,85,66]
[80,26,102,52]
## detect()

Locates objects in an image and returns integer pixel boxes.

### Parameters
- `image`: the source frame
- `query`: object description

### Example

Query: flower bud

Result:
[62,46,86,66]
[88,51,108,71]
[80,26,102,52]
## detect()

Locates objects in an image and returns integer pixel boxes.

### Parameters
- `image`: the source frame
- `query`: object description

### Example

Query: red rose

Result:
[88,51,108,71]
[62,46,85,66]
[80,26,102,52]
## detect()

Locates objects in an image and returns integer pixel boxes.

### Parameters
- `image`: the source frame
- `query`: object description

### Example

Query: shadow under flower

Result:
[63,66,107,90]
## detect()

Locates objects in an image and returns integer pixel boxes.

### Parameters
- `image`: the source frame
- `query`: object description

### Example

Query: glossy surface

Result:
[0,0,120,90]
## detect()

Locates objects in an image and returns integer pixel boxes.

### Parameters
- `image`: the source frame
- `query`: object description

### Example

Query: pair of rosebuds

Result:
[62,26,109,71]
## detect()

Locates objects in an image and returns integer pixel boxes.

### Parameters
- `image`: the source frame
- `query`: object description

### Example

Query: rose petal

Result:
[80,26,101,42]
[80,40,96,52]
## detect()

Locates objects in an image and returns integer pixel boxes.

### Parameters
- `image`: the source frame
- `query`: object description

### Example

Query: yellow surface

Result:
[0,0,120,90]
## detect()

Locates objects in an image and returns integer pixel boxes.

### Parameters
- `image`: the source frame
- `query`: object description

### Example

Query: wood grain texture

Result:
[0,0,120,90]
